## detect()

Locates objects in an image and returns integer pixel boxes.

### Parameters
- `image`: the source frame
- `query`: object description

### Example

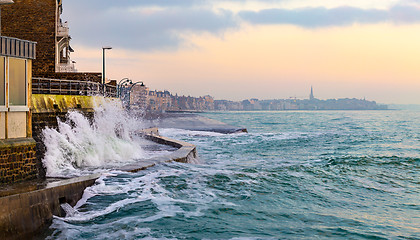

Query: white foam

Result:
[60,203,78,218]
[159,128,226,138]
[42,99,148,177]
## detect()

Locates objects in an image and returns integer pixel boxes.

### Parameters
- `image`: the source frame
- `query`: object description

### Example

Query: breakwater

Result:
[120,128,198,172]
[0,174,100,240]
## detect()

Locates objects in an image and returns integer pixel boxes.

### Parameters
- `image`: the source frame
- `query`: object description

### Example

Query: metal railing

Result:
[0,36,36,60]
[32,77,117,98]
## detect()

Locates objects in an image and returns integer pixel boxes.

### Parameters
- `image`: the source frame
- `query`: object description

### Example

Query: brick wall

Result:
[0,139,37,184]
[1,0,57,75]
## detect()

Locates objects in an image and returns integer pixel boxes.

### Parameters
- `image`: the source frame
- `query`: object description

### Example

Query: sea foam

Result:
[42,99,147,177]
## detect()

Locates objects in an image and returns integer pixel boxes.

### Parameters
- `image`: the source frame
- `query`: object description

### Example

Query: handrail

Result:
[32,77,117,98]
[0,36,37,59]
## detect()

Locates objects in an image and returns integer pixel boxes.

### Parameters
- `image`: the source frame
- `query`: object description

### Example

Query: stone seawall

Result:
[0,139,37,184]
[0,174,100,240]
[120,128,198,172]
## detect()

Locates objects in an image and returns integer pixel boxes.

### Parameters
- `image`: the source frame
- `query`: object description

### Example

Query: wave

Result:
[42,100,148,178]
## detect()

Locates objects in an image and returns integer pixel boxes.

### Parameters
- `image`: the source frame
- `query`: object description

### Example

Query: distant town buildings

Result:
[129,85,387,112]
[128,83,215,112]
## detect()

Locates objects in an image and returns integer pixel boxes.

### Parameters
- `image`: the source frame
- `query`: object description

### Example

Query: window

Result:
[9,58,27,106]
[0,57,5,106]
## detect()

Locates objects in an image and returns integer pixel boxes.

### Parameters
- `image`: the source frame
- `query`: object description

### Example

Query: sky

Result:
[63,0,420,104]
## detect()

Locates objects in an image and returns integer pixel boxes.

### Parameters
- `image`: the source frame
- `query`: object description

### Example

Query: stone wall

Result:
[1,0,57,75]
[0,174,100,239]
[0,138,37,184]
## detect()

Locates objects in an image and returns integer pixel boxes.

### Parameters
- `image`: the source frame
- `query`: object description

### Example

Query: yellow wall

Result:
[32,94,120,113]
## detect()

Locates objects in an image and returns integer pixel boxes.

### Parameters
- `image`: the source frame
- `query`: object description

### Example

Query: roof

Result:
[0,0,14,5]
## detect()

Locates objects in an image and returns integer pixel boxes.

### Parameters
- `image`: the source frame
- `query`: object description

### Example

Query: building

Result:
[129,83,149,110]
[0,0,38,184]
[1,0,101,82]
[309,86,315,101]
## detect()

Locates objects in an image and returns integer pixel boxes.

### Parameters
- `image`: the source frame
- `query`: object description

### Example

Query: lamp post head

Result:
[102,46,112,50]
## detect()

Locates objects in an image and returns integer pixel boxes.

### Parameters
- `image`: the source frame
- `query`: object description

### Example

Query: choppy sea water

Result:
[45,110,419,239]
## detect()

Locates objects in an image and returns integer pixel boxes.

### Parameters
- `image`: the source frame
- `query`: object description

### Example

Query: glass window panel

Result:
[0,57,5,106]
[9,58,27,106]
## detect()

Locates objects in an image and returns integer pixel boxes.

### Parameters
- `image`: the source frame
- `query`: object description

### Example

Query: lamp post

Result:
[118,78,132,98]
[127,81,145,109]
[102,46,112,95]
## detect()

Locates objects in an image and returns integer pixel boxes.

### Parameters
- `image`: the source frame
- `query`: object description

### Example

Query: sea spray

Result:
[42,99,147,177]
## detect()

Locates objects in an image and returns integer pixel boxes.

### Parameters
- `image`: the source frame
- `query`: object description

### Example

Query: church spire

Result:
[310,86,314,100]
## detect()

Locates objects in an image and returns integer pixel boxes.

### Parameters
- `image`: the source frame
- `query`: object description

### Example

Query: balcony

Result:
[0,36,36,59]
[57,22,69,37]
[58,62,77,72]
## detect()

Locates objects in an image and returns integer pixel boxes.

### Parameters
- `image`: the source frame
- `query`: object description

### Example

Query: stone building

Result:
[147,90,172,112]
[1,0,101,82]
[129,83,149,110]
[0,0,38,184]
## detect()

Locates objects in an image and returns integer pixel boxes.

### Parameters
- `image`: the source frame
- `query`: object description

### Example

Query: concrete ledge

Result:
[0,174,100,240]
[120,128,197,172]
[0,137,36,148]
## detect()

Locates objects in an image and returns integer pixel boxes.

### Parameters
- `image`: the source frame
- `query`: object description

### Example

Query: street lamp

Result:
[127,81,145,109]
[118,78,132,98]
[102,46,112,94]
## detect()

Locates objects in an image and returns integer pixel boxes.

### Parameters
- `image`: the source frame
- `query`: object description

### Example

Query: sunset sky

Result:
[63,0,420,104]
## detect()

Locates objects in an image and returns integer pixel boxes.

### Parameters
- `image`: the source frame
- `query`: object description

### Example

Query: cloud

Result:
[66,0,206,10]
[239,4,420,28]
[63,1,237,51]
[63,0,420,52]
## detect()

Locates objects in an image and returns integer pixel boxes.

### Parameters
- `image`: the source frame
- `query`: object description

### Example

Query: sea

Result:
[42,109,419,239]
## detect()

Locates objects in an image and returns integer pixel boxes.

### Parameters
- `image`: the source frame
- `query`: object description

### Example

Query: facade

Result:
[129,84,149,110]
[0,0,38,184]
[1,0,101,82]
[147,90,172,111]
[129,84,216,112]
